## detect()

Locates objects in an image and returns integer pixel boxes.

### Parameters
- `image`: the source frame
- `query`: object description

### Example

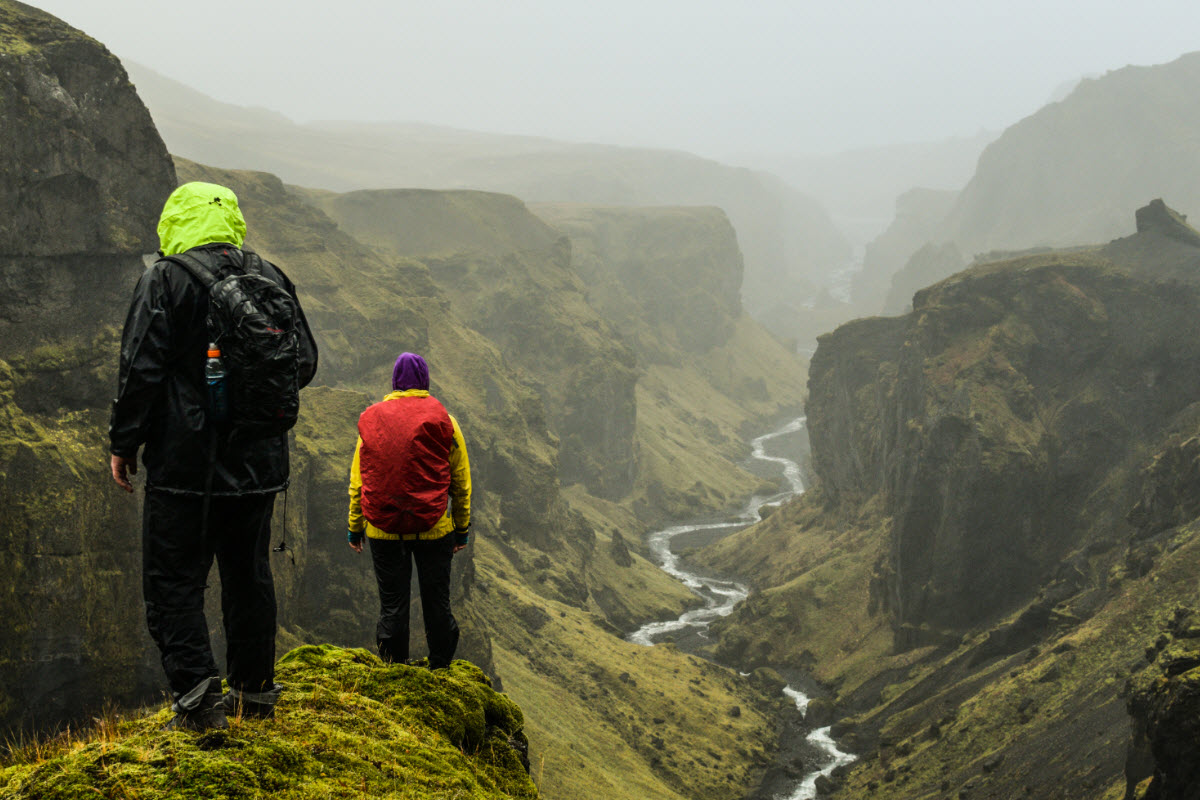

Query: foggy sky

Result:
[28,0,1200,160]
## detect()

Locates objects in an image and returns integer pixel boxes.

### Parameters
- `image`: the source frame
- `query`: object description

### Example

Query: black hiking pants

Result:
[369,536,459,668]
[142,490,277,698]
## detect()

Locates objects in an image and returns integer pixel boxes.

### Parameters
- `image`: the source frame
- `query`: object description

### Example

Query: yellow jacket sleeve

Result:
[347,436,365,533]
[448,415,471,531]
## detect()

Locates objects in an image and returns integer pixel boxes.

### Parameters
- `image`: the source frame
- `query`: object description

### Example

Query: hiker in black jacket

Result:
[109,181,318,730]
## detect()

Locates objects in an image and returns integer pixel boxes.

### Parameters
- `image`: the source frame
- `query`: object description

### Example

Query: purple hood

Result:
[392,352,430,391]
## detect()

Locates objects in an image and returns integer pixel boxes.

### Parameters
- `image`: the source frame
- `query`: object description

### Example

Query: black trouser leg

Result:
[412,537,459,668]
[214,494,277,693]
[370,537,412,663]
[143,492,219,697]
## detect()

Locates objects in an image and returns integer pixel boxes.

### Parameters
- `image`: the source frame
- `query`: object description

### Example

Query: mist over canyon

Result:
[4,3,1200,800]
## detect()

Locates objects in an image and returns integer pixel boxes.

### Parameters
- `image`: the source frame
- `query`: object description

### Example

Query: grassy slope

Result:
[831,524,1200,800]
[479,541,778,800]
[630,316,808,524]
[693,247,1200,798]
[0,645,536,800]
[171,161,788,800]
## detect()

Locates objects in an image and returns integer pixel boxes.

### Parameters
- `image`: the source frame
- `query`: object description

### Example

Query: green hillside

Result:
[693,209,1200,798]
[121,60,851,333]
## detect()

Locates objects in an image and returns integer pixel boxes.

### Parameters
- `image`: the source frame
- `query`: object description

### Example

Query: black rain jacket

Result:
[109,244,318,495]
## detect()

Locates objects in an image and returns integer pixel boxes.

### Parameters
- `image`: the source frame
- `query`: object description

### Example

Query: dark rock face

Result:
[534,205,745,357]
[0,1,173,358]
[1135,198,1200,249]
[1127,608,1200,800]
[0,0,176,732]
[309,189,640,501]
[807,214,1200,643]
[0,2,170,259]
[1128,435,1200,538]
[806,315,905,501]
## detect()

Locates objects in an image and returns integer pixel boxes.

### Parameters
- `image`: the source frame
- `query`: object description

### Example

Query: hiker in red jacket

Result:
[347,352,471,668]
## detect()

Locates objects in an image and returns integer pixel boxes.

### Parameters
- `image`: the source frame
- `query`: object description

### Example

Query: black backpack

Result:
[164,247,302,440]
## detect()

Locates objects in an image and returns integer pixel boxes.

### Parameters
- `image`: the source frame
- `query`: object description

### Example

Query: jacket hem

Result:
[146,481,289,497]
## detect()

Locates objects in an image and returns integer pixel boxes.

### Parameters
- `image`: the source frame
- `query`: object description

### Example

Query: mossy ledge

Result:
[0,645,537,800]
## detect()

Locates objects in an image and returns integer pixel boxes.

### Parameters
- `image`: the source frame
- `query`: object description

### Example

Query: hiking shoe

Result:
[222,682,283,720]
[164,677,227,732]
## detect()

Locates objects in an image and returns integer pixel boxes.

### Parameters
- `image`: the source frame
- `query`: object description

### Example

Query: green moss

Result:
[0,1,98,56]
[1,645,536,800]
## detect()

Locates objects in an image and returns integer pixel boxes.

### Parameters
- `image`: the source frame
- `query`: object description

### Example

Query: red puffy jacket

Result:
[357,394,454,535]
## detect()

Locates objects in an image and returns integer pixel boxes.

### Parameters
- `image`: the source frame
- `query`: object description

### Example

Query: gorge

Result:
[4,3,1200,800]
[626,416,859,800]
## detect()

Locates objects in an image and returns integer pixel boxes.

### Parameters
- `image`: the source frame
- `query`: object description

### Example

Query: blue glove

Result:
[348,529,364,546]
[454,527,470,547]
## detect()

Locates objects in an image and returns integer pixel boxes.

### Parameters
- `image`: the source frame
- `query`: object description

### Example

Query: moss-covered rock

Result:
[0,0,175,734]
[0,644,537,799]
[1126,608,1200,800]
[810,246,1200,641]
[696,206,1200,799]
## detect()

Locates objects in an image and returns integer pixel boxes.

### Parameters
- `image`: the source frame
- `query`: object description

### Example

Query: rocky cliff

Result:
[308,188,639,501]
[2,7,801,799]
[854,51,1200,318]
[531,204,809,524]
[122,59,852,338]
[0,0,175,731]
[695,203,1200,798]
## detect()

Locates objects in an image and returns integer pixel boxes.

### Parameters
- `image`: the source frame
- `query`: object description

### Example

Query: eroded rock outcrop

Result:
[698,204,1200,799]
[0,0,176,732]
[1126,607,1200,800]
[813,245,1200,642]
[309,188,639,500]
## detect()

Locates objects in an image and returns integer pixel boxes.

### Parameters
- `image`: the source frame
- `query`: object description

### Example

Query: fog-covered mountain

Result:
[742,131,995,246]
[122,61,852,334]
[855,51,1200,314]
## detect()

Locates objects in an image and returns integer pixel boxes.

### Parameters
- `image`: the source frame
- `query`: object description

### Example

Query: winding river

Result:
[627,417,854,800]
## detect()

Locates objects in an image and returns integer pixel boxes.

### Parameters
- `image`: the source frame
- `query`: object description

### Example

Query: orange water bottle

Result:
[205,343,229,422]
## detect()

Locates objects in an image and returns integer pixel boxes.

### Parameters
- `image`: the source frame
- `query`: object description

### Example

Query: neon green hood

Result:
[156,182,247,256]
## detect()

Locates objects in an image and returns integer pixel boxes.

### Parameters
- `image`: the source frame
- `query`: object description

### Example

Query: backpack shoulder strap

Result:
[161,251,219,289]
[243,251,264,276]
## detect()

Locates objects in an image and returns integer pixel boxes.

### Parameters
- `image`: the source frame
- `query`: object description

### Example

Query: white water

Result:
[626,416,855,799]
[626,417,805,647]
[779,689,857,800]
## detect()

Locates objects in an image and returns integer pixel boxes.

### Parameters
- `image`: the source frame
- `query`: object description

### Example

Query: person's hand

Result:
[452,528,469,554]
[111,454,137,493]
[347,529,364,554]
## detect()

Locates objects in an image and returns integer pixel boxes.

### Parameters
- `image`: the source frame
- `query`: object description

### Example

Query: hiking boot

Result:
[377,638,407,665]
[222,682,283,720]
[164,677,227,732]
